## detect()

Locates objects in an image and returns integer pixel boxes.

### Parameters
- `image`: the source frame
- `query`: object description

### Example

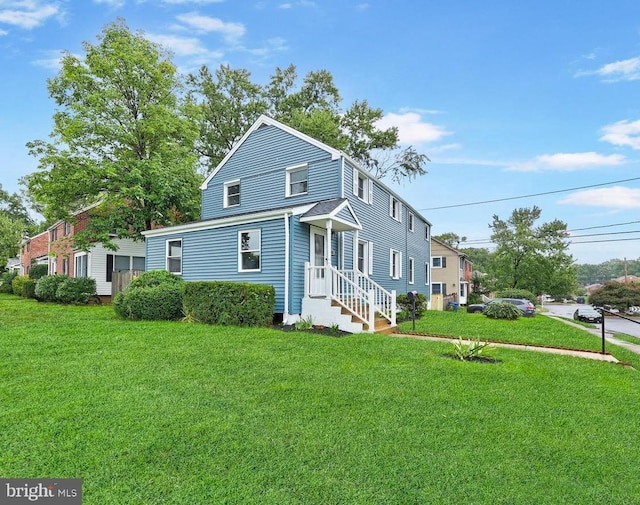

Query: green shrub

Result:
[29,264,49,280]
[483,302,521,320]
[129,270,184,289]
[495,288,537,305]
[467,291,483,305]
[0,270,18,294]
[11,275,29,297]
[56,277,97,304]
[589,281,640,312]
[35,275,69,302]
[183,281,275,327]
[22,279,37,299]
[117,284,184,321]
[396,292,427,318]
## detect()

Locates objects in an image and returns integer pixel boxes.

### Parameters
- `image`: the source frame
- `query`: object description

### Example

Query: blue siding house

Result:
[143,116,432,333]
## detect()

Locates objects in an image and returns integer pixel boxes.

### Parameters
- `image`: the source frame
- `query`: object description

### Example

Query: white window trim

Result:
[75,252,89,278]
[224,179,240,208]
[425,262,430,286]
[238,229,261,272]
[425,224,430,241]
[408,213,414,232]
[432,256,446,269]
[166,238,183,275]
[408,257,415,285]
[353,168,373,204]
[389,196,402,222]
[357,239,374,275]
[389,249,402,279]
[285,163,308,198]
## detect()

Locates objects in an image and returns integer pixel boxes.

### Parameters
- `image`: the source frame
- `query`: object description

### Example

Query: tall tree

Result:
[188,64,429,183]
[0,214,23,268]
[434,232,467,248]
[489,206,576,296]
[24,21,201,251]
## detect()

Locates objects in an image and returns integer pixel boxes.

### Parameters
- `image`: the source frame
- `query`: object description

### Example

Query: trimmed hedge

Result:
[114,284,185,321]
[183,281,275,327]
[29,264,49,280]
[113,270,185,321]
[35,275,69,302]
[56,277,97,304]
[22,279,37,299]
[396,292,427,318]
[11,275,29,297]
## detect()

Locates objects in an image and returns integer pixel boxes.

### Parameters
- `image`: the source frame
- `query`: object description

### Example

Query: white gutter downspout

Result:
[283,212,291,324]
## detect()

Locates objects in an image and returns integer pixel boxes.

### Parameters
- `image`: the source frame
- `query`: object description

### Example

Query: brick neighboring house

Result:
[20,207,145,299]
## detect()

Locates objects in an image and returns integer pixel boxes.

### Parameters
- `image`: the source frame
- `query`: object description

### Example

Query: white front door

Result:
[310,228,327,296]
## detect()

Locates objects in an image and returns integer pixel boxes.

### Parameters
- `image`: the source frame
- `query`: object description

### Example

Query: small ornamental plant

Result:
[483,302,521,320]
[452,337,493,362]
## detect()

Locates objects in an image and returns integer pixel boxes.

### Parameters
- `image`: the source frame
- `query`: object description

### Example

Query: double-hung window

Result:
[75,254,88,278]
[408,213,414,232]
[432,256,447,268]
[357,240,373,275]
[353,169,372,204]
[224,180,240,208]
[286,164,308,197]
[408,257,415,284]
[390,249,402,279]
[239,229,261,272]
[166,239,182,274]
[390,196,402,222]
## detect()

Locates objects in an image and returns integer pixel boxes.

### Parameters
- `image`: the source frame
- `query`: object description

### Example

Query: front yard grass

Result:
[1,295,640,504]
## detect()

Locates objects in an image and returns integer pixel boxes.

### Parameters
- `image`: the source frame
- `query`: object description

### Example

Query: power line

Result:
[570,237,640,244]
[570,230,640,238]
[567,220,640,232]
[420,177,640,211]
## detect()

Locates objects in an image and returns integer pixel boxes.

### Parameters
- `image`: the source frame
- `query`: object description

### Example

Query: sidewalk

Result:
[391,332,620,363]
[543,313,640,356]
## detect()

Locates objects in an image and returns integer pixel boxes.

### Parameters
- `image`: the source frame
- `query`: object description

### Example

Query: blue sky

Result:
[1,0,639,265]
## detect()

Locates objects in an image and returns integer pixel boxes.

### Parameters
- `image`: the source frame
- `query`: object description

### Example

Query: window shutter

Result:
[368,179,373,204]
[389,249,393,277]
[442,257,447,268]
[399,251,403,278]
[368,241,373,275]
[106,254,113,282]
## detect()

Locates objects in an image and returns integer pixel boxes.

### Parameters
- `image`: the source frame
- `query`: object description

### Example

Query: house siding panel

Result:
[145,218,287,313]
[202,125,341,220]
[343,160,430,297]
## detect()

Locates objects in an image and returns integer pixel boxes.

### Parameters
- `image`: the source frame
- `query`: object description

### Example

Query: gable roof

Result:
[300,198,362,231]
[431,237,468,259]
[200,115,342,190]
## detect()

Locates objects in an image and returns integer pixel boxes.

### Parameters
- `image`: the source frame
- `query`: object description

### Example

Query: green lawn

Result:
[2,295,640,504]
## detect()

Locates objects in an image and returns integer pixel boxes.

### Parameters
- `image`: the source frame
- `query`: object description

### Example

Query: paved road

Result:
[543,302,640,339]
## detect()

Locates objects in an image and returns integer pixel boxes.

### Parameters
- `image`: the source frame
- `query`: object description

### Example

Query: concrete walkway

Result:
[542,313,640,356]
[391,332,621,363]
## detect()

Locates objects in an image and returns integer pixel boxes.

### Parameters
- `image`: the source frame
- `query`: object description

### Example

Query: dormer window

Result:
[286,164,308,197]
[224,180,240,208]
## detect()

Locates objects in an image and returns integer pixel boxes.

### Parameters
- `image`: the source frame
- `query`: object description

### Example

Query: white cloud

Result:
[559,187,640,208]
[579,56,640,82]
[176,12,245,43]
[600,119,640,150]
[278,1,315,8]
[0,28,7,35]
[31,48,66,69]
[244,36,288,57]
[0,1,60,29]
[145,32,222,59]
[93,0,125,7]
[161,0,224,4]
[507,152,625,172]
[375,112,451,144]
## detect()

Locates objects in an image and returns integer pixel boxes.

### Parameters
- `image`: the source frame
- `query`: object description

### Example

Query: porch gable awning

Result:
[300,198,362,231]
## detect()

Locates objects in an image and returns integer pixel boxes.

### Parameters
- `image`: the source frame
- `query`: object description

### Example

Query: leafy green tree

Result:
[589,281,640,311]
[460,247,492,274]
[0,214,24,269]
[24,21,201,251]
[489,206,576,296]
[434,232,467,248]
[188,64,429,183]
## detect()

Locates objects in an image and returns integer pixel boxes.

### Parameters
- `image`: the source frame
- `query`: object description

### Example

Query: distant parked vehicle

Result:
[467,298,536,317]
[573,308,603,324]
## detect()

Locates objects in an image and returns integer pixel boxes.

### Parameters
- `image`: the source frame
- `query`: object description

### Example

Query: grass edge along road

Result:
[1,295,639,504]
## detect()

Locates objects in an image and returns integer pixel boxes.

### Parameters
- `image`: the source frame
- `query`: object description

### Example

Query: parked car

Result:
[467,298,536,317]
[573,308,603,324]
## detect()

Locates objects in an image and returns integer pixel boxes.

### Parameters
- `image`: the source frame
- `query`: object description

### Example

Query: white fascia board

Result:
[142,207,303,238]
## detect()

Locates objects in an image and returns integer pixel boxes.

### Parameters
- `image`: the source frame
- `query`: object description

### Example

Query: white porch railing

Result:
[304,263,396,330]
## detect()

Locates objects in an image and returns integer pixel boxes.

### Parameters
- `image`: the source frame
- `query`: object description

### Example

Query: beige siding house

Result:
[430,238,473,305]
